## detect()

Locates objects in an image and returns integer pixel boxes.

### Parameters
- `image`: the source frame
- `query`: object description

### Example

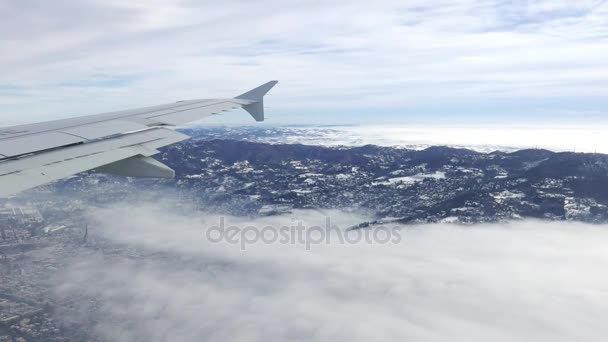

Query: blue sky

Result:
[1,0,608,126]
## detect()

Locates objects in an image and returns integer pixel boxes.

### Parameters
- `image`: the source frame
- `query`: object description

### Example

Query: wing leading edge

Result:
[0,81,278,197]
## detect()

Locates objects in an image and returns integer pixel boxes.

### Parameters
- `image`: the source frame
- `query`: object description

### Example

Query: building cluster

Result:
[0,200,89,341]
[42,135,608,225]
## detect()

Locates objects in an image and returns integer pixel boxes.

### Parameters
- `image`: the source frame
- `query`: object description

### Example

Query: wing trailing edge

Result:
[0,128,188,197]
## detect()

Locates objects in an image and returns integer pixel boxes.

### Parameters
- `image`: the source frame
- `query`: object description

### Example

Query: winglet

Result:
[235,80,278,122]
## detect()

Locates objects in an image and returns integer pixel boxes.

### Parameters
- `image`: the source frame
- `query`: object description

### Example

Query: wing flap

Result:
[0,132,83,158]
[0,128,188,197]
[96,155,175,178]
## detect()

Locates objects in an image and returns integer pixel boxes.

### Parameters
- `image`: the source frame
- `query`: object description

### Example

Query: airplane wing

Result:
[0,80,278,197]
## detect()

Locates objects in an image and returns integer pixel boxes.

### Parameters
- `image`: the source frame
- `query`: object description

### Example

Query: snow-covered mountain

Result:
[53,127,608,225]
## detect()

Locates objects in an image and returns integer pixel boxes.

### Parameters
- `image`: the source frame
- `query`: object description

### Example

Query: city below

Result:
[1,126,608,340]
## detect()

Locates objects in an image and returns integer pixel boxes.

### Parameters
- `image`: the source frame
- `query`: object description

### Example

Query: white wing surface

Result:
[0,81,278,197]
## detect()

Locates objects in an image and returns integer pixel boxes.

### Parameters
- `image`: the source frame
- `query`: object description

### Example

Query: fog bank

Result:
[54,204,608,342]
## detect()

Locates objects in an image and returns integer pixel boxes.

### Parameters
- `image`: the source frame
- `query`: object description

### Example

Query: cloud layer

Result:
[245,124,608,153]
[2,1,608,124]
[53,203,608,341]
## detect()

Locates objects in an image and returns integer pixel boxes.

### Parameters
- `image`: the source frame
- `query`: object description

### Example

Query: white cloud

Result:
[53,203,608,342]
[233,124,608,153]
[1,1,608,124]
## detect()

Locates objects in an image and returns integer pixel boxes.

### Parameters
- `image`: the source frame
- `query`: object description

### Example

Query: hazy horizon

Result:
[180,124,608,154]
